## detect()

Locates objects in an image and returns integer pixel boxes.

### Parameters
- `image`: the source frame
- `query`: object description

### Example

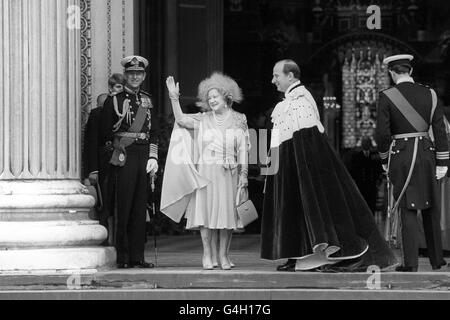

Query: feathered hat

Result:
[197,72,243,109]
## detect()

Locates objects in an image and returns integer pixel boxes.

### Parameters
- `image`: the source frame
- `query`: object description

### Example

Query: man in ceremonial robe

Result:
[261,60,397,272]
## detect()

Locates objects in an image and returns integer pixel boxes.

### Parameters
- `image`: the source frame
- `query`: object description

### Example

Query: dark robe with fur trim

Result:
[260,84,397,271]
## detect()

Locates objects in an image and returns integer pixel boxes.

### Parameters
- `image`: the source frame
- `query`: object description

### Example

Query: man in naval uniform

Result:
[376,54,449,272]
[101,56,159,269]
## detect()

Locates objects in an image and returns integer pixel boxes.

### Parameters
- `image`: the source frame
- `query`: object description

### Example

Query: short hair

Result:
[389,64,412,75]
[108,73,126,87]
[277,59,301,79]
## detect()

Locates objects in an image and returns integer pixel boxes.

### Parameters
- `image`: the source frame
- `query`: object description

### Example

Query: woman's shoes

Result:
[210,257,235,270]
[203,263,213,270]
[202,256,214,270]
[220,257,232,270]
[213,258,235,268]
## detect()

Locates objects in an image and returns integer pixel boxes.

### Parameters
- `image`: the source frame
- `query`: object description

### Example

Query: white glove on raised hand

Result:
[166,76,180,99]
[146,159,159,175]
[436,166,448,180]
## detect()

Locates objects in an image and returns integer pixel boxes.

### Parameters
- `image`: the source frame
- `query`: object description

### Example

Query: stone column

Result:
[206,0,223,74]
[0,0,115,270]
[90,0,137,109]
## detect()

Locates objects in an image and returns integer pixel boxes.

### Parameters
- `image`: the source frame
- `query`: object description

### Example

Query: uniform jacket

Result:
[375,80,450,209]
[84,106,114,177]
[100,87,159,161]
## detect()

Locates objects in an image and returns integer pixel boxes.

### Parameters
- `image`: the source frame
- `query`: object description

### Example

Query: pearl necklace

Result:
[213,109,231,126]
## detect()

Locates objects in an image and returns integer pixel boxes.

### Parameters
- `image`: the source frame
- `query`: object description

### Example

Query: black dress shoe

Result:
[395,265,417,272]
[276,259,296,272]
[432,260,447,270]
[318,257,366,273]
[277,264,296,272]
[130,261,155,269]
[117,263,130,269]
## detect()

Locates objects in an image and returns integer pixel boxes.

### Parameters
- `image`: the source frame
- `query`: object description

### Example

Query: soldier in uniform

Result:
[84,94,110,238]
[84,75,125,246]
[376,54,449,272]
[101,56,159,269]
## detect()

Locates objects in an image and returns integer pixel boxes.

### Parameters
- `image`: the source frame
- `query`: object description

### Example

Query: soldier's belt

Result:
[392,132,429,140]
[115,132,149,140]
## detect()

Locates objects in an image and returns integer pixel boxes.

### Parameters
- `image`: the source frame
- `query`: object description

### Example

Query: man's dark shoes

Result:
[317,258,366,273]
[130,261,155,269]
[117,262,130,269]
[432,259,447,270]
[395,265,417,272]
[277,259,296,272]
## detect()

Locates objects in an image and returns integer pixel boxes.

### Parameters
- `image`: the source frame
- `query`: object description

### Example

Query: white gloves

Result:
[382,164,388,172]
[237,184,249,206]
[436,166,448,180]
[237,174,249,206]
[383,164,447,180]
[146,159,159,175]
[238,174,248,188]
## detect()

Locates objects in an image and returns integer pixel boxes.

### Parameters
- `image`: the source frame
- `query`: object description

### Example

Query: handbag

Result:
[236,186,258,227]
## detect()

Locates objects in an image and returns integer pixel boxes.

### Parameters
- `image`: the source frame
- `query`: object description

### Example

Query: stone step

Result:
[1,269,450,292]
[1,288,450,300]
[2,235,449,300]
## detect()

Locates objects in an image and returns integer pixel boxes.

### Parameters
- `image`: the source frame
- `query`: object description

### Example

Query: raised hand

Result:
[166,76,180,99]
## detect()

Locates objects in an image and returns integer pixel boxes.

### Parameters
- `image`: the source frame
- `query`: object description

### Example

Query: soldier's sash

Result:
[110,104,149,167]
[383,87,437,134]
[383,87,438,244]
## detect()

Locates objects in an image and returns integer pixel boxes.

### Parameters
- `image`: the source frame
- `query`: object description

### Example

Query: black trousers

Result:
[401,207,444,268]
[97,167,112,228]
[114,144,149,264]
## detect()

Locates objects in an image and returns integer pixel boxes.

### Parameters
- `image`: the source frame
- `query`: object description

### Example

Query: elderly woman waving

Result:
[161,73,250,270]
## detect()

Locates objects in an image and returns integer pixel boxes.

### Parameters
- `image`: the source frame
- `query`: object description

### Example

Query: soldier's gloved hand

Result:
[146,159,159,176]
[382,164,388,172]
[88,172,99,185]
[436,166,448,180]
